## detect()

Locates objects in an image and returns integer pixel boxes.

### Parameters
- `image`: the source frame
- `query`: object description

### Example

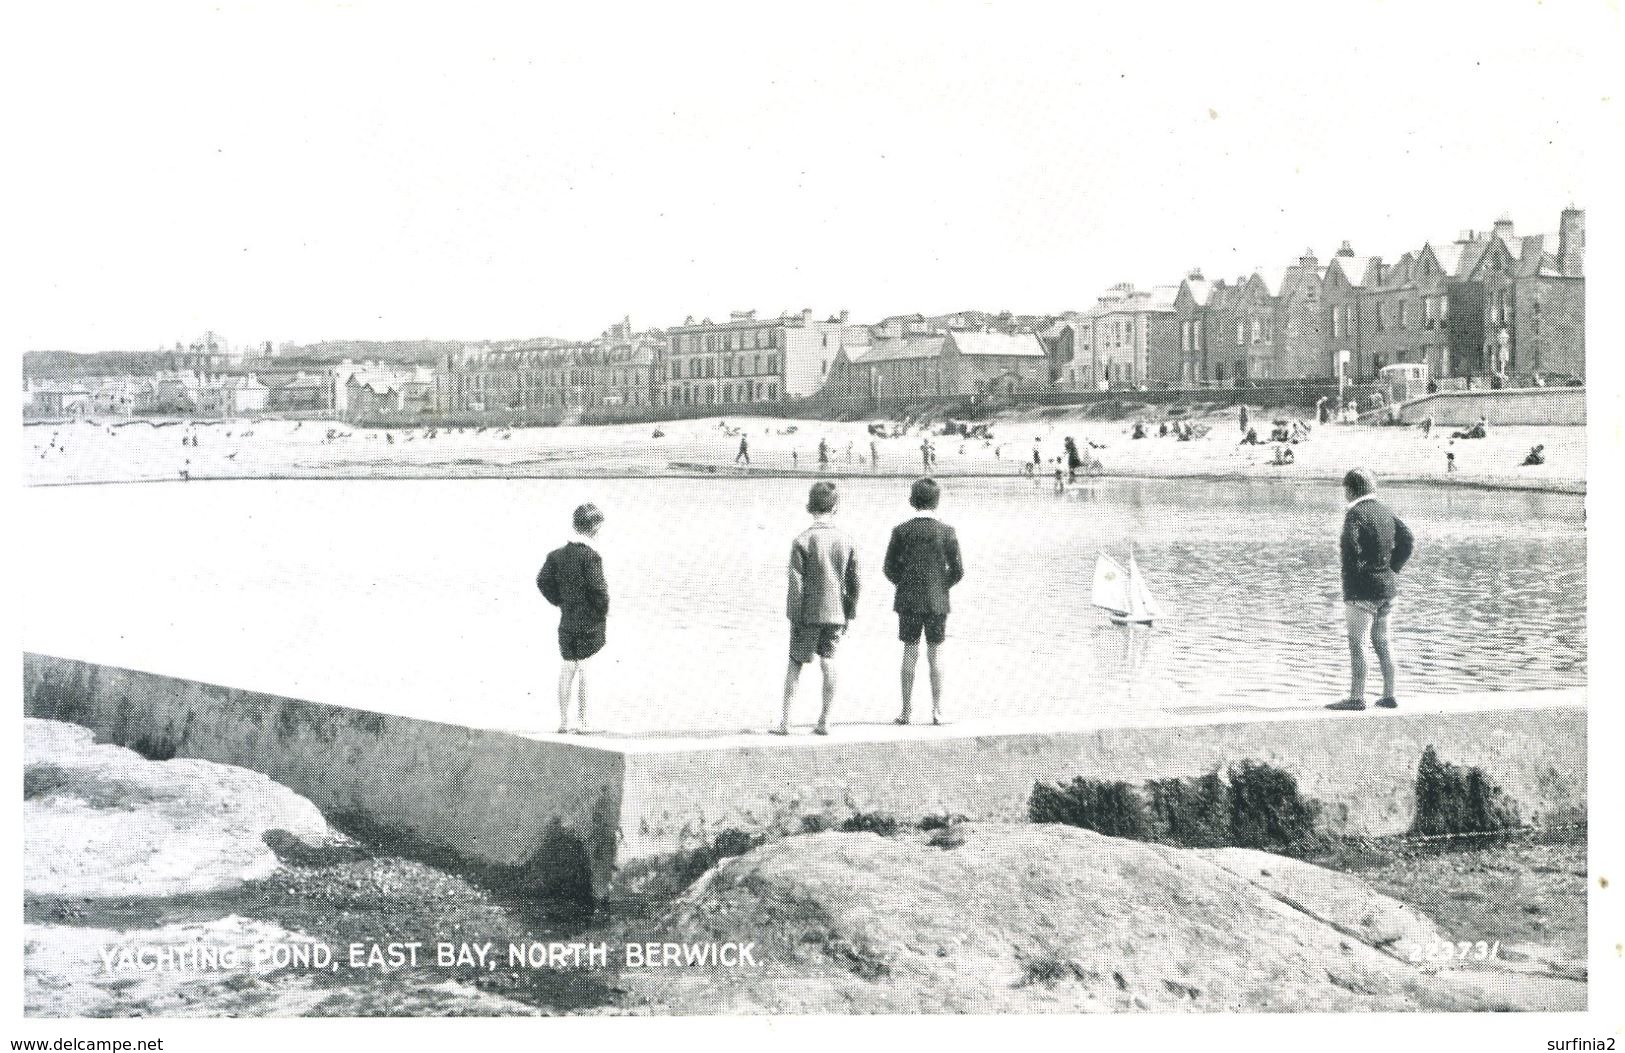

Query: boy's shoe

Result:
[894,714,912,726]
[769,726,790,736]
[812,724,829,736]
[556,724,571,734]
[1325,699,1367,711]
[1375,697,1399,709]
[573,722,593,735]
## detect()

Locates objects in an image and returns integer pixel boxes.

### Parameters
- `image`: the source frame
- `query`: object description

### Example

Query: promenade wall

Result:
[23,652,1586,900]
[1396,387,1586,426]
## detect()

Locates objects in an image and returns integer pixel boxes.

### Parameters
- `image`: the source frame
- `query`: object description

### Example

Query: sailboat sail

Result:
[1091,553,1131,614]
[1127,552,1165,620]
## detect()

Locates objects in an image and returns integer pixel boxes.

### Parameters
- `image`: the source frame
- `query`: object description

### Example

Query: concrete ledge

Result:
[23,652,1587,899]
[1397,387,1585,426]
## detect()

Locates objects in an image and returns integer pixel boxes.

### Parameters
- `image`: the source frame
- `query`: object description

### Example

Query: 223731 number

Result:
[1408,939,1501,963]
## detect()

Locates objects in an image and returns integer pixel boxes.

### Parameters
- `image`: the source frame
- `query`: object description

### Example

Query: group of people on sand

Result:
[536,478,963,736]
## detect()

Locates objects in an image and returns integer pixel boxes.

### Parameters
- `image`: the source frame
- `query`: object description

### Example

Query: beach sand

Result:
[21,408,1584,492]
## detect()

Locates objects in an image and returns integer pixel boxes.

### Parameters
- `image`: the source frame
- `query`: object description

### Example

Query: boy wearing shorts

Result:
[537,503,609,733]
[779,481,861,736]
[884,477,965,725]
[1327,469,1414,712]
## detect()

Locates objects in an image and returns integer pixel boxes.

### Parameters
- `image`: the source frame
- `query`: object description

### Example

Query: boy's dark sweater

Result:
[537,540,609,632]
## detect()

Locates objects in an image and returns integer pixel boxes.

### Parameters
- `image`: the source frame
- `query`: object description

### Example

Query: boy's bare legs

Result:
[556,660,578,733]
[1370,609,1396,700]
[573,658,592,733]
[779,660,802,734]
[898,641,919,723]
[926,642,946,723]
[815,656,838,734]
[1345,607,1368,701]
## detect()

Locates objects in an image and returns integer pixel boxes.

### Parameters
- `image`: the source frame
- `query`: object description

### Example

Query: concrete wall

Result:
[23,654,624,898]
[616,703,1585,881]
[25,652,1585,902]
[1397,386,1585,426]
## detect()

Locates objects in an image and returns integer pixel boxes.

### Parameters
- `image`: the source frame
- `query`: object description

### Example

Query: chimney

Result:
[1493,214,1515,241]
[801,308,813,325]
[1299,248,1319,267]
[1559,206,1584,277]
[1336,241,1354,257]
[1456,229,1476,243]
[1188,267,1204,280]
[839,309,849,324]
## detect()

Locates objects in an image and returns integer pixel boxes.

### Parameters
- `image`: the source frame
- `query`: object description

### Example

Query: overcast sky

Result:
[4,1,1620,353]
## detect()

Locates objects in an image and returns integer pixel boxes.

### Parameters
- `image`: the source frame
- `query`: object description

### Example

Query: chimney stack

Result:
[1559,206,1585,277]
[1336,241,1355,257]
[1493,214,1516,241]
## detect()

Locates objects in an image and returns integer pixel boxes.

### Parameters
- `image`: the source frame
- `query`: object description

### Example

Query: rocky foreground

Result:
[621,825,1585,1014]
[23,717,1585,1015]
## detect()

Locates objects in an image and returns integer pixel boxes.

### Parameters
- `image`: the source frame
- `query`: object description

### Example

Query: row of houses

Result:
[24,207,1586,419]
[1045,207,1586,389]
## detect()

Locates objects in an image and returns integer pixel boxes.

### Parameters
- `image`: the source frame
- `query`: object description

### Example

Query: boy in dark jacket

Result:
[884,478,964,725]
[537,503,608,733]
[1327,469,1414,711]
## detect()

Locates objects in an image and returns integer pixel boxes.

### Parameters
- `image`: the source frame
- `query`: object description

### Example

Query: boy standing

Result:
[884,478,965,726]
[780,482,861,736]
[537,503,609,734]
[1327,469,1414,712]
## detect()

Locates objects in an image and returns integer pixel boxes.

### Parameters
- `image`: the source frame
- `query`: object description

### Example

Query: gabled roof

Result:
[1325,255,1374,288]
[855,336,946,364]
[1424,241,1466,277]
[946,330,1047,359]
[1277,262,1326,300]
[1181,278,1214,306]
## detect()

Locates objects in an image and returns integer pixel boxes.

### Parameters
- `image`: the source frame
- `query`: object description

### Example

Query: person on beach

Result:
[1327,469,1414,712]
[791,449,799,468]
[537,503,609,734]
[1420,415,1433,438]
[1064,437,1082,481]
[818,438,830,471]
[1446,449,1457,473]
[1239,405,1249,434]
[736,435,750,465]
[884,477,964,726]
[1522,444,1546,467]
[779,481,860,736]
[870,439,880,472]
[1053,459,1066,492]
[920,438,932,472]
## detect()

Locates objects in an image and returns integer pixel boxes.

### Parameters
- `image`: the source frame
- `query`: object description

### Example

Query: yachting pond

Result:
[19,476,1586,734]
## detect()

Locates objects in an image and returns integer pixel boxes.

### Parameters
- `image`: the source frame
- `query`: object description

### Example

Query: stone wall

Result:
[1396,386,1585,426]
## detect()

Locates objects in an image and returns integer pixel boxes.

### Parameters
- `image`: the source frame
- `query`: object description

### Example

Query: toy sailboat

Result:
[1092,548,1166,626]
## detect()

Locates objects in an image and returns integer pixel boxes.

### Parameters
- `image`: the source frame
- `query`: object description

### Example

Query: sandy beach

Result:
[21,408,1584,492]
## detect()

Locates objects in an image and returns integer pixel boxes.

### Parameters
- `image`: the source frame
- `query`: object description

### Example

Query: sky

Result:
[3,0,1621,353]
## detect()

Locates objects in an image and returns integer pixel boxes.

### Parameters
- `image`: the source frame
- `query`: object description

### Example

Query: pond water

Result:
[20,477,1586,732]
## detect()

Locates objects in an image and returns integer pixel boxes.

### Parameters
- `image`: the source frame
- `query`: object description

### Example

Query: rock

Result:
[622,824,1584,1013]
[24,718,331,899]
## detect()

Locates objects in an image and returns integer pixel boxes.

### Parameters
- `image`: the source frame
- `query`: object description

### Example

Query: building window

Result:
[1398,301,1409,329]
[1235,320,1245,345]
